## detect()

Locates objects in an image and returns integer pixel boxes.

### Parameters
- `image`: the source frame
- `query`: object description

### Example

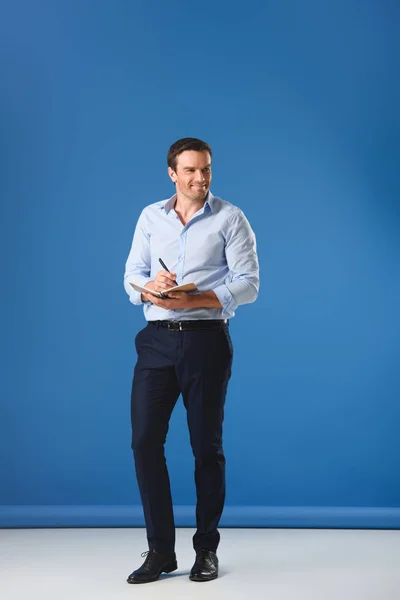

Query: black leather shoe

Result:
[189,549,219,582]
[127,550,177,584]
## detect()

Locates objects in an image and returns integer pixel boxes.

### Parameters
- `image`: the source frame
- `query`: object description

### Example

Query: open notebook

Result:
[129,281,198,298]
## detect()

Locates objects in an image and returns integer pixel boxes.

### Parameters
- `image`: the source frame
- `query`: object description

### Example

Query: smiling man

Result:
[124,137,259,584]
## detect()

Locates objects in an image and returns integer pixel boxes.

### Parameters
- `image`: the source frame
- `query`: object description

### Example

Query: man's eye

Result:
[203,168,210,172]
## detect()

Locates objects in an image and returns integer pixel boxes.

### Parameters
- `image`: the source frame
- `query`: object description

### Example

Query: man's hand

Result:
[142,291,193,310]
[142,289,223,310]
[152,270,177,293]
[141,270,177,302]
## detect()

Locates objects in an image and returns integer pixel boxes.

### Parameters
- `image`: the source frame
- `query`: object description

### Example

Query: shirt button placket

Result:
[177,230,186,284]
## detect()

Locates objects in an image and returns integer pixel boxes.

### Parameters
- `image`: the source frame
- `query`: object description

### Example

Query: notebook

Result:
[129,281,198,298]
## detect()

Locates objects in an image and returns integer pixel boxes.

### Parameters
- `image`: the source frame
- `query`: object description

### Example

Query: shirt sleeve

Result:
[213,209,259,317]
[124,210,152,305]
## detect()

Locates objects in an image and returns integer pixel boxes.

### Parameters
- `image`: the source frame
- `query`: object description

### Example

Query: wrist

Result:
[190,291,222,309]
[185,293,195,308]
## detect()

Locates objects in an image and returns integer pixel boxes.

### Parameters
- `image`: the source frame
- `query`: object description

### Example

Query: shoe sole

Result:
[189,572,218,582]
[127,562,178,584]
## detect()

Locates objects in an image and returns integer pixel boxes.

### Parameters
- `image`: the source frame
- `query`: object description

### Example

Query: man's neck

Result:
[174,192,207,223]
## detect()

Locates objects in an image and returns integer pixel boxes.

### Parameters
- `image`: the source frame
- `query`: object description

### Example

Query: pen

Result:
[158,258,178,287]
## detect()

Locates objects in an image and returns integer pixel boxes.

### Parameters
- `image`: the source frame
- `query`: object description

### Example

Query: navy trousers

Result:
[130,322,233,554]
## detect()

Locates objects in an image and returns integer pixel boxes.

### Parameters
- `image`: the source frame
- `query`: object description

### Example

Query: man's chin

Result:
[190,189,208,201]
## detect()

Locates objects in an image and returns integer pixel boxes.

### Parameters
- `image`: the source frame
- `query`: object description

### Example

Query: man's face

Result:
[168,150,212,202]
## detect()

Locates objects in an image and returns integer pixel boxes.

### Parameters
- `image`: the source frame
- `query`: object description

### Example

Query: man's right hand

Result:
[141,270,177,302]
[151,270,177,293]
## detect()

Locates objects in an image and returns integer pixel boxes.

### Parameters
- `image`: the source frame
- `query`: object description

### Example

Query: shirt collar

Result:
[162,191,215,214]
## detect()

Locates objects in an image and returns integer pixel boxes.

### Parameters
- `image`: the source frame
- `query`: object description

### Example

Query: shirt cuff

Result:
[125,276,152,306]
[213,284,238,318]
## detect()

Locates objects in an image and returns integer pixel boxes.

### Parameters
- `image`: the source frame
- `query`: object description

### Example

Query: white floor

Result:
[0,527,399,600]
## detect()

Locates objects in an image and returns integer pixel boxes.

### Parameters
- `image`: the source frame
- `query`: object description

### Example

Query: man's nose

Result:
[194,170,206,181]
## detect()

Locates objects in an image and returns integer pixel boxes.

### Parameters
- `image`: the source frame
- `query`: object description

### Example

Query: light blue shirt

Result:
[124,192,259,320]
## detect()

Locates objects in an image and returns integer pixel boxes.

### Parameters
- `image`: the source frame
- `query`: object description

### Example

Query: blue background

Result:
[1,0,399,527]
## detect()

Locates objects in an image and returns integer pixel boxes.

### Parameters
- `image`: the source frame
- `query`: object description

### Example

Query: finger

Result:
[156,271,176,282]
[153,298,171,309]
[155,280,176,292]
[154,283,173,293]
[146,294,158,304]
[157,276,175,287]
[151,293,170,305]
[148,295,161,306]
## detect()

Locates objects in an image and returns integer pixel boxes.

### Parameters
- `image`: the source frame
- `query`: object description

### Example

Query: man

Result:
[124,138,259,584]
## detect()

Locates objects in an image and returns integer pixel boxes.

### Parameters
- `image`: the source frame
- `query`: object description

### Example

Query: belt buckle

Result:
[168,321,183,331]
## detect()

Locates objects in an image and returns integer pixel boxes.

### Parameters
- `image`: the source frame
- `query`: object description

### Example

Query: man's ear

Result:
[168,166,177,183]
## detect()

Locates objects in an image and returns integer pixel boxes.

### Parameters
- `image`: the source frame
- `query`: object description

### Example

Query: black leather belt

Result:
[148,320,228,331]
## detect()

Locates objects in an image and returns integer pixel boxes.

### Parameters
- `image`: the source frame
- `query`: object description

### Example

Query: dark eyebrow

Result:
[183,165,211,170]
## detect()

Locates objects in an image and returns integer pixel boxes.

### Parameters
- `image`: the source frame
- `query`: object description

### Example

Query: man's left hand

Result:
[142,291,194,310]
